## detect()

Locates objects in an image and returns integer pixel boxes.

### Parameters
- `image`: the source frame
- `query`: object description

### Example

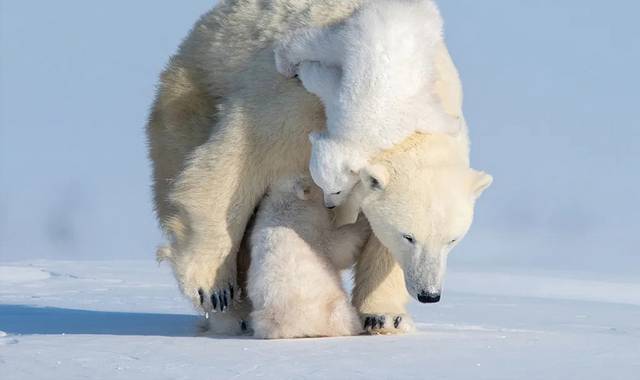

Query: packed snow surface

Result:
[1,260,638,379]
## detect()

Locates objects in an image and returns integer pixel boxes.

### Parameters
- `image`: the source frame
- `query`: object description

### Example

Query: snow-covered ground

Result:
[1,261,638,379]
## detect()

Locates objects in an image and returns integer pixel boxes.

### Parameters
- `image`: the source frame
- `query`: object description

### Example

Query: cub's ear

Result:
[470,170,493,198]
[293,177,312,200]
[359,164,389,191]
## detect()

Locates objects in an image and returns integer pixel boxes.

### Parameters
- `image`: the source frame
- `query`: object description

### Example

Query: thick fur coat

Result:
[275,0,461,205]
[147,0,488,335]
[248,177,369,338]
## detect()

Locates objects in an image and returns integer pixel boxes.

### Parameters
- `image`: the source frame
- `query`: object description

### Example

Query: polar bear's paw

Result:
[361,313,415,335]
[176,256,240,314]
[196,283,240,313]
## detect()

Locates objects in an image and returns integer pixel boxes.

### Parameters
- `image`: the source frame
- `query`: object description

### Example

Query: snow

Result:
[2,1,639,378]
[1,261,638,379]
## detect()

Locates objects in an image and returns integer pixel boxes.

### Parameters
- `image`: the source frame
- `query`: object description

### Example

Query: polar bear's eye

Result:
[449,239,458,245]
[332,191,342,195]
[402,234,415,244]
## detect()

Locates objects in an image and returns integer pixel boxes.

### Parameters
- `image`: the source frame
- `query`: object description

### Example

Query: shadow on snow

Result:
[0,305,201,337]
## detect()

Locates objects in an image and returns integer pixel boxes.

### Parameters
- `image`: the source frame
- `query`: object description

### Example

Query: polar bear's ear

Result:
[359,164,389,192]
[470,170,493,198]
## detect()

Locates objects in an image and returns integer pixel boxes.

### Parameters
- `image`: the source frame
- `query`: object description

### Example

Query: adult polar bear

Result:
[148,0,492,334]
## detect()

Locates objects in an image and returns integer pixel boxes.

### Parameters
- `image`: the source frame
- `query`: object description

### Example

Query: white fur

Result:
[248,176,370,339]
[357,133,492,303]
[307,131,367,208]
[148,0,487,335]
[276,0,462,203]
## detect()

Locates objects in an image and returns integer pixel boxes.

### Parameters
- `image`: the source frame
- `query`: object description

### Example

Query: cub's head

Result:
[271,176,323,202]
[358,135,492,303]
[308,131,365,209]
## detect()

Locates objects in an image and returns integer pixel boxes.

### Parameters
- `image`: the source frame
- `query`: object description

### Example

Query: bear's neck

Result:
[376,131,470,169]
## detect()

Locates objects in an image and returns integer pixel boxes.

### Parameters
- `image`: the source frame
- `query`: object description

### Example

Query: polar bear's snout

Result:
[401,247,448,305]
[417,291,441,304]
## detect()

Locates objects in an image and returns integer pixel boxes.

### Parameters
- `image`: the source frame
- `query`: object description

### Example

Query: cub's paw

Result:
[199,314,251,336]
[361,313,415,335]
[176,257,240,314]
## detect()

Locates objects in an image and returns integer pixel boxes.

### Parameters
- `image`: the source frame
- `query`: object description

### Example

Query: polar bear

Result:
[357,132,492,302]
[147,0,490,334]
[248,176,369,338]
[275,0,461,206]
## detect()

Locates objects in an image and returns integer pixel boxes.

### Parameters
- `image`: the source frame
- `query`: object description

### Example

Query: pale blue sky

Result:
[1,1,638,276]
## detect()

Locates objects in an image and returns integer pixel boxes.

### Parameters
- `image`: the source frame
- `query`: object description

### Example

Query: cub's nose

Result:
[417,291,441,303]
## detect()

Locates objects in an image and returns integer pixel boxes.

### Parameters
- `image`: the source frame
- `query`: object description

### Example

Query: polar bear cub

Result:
[275,0,461,207]
[248,176,370,339]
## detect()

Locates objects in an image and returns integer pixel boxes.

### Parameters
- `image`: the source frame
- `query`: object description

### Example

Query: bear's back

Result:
[177,0,365,93]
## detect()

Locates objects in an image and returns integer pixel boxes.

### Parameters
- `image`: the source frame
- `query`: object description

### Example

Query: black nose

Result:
[326,205,336,209]
[417,291,441,303]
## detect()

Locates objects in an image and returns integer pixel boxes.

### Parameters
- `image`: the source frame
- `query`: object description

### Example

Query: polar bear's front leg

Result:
[352,235,415,334]
[168,123,267,314]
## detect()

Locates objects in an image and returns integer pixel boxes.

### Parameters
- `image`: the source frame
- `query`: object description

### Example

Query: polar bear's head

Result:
[308,131,367,209]
[358,134,492,303]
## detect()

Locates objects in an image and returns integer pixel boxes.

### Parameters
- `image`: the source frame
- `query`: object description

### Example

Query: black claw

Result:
[229,284,234,300]
[219,293,226,312]
[240,320,248,332]
[378,316,386,329]
[211,293,218,310]
[364,316,388,330]
[198,289,204,305]
[223,290,229,310]
[394,316,402,329]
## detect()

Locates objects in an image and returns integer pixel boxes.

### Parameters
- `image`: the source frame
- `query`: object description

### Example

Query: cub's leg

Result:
[274,25,346,78]
[297,61,342,103]
[352,235,415,334]
[325,294,363,337]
